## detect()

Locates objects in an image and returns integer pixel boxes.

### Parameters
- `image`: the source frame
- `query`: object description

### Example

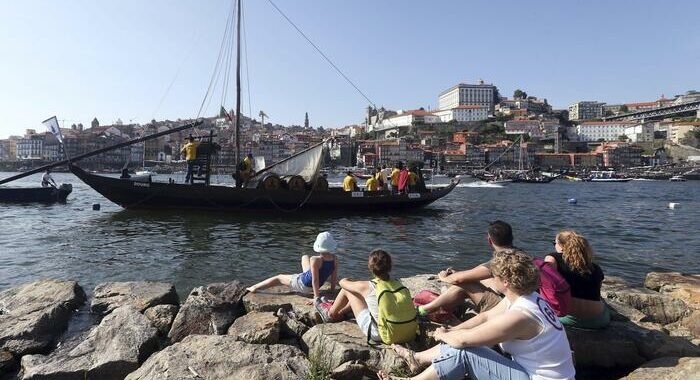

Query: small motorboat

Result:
[0,184,72,203]
[669,175,686,182]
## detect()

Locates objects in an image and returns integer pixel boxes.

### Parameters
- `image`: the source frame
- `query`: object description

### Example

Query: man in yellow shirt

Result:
[343,171,358,191]
[366,170,380,191]
[408,166,418,191]
[180,136,200,184]
[390,162,403,192]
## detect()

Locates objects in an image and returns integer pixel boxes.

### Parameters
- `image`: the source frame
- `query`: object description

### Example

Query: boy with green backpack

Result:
[316,249,418,345]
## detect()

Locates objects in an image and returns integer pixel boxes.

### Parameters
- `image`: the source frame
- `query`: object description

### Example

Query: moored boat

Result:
[0,184,72,203]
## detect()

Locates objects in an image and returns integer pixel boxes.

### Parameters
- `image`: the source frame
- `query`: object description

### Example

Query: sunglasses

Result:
[552,240,558,246]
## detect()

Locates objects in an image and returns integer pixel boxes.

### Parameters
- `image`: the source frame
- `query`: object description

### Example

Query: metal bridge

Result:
[604,101,700,121]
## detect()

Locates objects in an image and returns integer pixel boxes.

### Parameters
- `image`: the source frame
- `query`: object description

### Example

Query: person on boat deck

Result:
[242,153,255,179]
[315,249,395,344]
[377,250,575,380]
[180,136,200,184]
[41,169,57,188]
[246,231,339,304]
[391,162,403,192]
[408,166,419,191]
[366,169,381,191]
[381,165,392,191]
[416,221,515,318]
[397,165,410,193]
[376,165,388,190]
[120,168,131,179]
[343,171,359,191]
[545,230,609,329]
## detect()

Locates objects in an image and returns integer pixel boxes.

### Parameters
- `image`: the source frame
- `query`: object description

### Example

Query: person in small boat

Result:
[416,221,515,318]
[180,136,200,184]
[390,162,403,192]
[41,169,57,188]
[377,250,575,380]
[545,230,609,329]
[246,231,338,303]
[408,166,419,191]
[120,168,131,179]
[343,171,359,191]
[381,165,392,191]
[366,169,381,191]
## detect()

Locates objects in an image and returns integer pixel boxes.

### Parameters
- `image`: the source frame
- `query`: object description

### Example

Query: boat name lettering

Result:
[408,193,421,199]
[134,182,150,188]
[351,191,364,198]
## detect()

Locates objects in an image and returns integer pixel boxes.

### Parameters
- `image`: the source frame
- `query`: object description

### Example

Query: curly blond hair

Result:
[556,230,594,275]
[490,249,539,295]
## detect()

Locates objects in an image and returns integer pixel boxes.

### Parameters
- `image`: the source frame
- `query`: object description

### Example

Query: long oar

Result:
[0,120,203,186]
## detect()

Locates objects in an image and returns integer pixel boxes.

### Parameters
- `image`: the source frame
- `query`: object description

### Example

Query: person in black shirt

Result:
[545,230,610,329]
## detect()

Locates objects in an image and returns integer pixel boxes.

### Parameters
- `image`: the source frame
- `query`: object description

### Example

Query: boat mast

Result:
[234,0,242,167]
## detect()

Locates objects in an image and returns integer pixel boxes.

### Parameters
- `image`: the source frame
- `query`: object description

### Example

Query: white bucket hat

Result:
[313,231,337,253]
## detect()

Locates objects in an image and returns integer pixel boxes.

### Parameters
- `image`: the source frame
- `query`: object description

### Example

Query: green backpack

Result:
[369,278,418,345]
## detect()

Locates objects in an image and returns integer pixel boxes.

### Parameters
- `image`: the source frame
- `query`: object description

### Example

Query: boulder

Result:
[124,335,308,380]
[227,311,281,344]
[681,310,700,339]
[621,357,700,380]
[168,281,247,343]
[20,306,159,380]
[91,281,179,316]
[566,320,700,370]
[243,286,335,326]
[280,312,309,340]
[399,274,443,295]
[0,350,16,374]
[301,321,404,372]
[331,360,372,380]
[645,272,700,310]
[144,304,178,335]
[602,285,689,325]
[0,279,86,356]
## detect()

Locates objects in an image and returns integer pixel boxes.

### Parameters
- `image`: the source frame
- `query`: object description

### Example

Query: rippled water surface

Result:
[1,172,698,296]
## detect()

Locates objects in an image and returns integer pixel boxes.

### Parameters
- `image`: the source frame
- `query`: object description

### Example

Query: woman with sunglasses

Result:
[545,230,609,329]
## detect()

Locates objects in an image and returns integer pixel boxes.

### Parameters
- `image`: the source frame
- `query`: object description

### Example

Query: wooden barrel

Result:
[313,176,329,191]
[282,175,306,191]
[256,172,282,190]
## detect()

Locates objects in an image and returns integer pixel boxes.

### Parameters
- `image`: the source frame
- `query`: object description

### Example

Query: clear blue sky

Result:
[1,0,698,138]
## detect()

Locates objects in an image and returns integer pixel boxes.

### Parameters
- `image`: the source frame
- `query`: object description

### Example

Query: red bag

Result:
[533,258,571,317]
[412,290,455,324]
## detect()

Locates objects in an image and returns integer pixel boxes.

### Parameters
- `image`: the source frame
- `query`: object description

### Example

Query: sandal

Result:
[391,344,420,373]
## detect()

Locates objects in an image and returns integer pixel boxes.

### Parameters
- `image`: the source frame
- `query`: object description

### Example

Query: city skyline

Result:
[1,0,699,139]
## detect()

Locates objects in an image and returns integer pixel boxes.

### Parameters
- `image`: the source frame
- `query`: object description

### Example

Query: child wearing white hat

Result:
[246,231,339,304]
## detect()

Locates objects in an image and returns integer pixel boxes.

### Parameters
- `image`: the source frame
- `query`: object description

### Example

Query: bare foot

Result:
[391,344,420,373]
[377,370,407,380]
[245,286,256,293]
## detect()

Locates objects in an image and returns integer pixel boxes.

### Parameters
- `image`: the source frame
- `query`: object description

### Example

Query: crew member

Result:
[41,169,57,188]
[366,170,380,191]
[181,135,200,184]
[343,171,358,192]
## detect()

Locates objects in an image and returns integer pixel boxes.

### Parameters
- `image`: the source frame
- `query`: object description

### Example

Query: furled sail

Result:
[252,140,325,183]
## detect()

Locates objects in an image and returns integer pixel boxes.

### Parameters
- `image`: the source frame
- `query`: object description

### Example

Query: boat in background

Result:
[0,184,72,203]
[587,171,633,182]
[670,175,686,182]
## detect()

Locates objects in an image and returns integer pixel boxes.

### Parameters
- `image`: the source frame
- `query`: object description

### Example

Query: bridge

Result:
[604,101,700,121]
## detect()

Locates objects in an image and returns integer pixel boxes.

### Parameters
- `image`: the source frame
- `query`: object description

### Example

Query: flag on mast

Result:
[42,116,63,144]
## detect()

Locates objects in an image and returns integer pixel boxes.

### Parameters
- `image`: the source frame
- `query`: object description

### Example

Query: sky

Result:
[0,0,698,138]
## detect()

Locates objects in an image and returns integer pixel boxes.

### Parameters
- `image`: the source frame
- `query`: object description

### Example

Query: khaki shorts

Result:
[475,288,502,312]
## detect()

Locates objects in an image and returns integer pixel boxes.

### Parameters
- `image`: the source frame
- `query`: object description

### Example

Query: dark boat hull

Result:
[70,165,457,212]
[0,184,72,203]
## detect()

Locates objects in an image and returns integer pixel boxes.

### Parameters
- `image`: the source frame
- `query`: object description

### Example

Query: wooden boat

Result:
[0,184,72,203]
[69,164,457,212]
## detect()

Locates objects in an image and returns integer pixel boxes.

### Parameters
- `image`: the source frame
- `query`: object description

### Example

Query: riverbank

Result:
[1,271,698,379]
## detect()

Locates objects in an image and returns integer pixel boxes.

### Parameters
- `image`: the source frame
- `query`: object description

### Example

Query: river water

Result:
[1,172,698,297]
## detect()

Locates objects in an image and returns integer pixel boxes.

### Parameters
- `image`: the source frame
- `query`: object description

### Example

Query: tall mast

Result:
[234,0,242,166]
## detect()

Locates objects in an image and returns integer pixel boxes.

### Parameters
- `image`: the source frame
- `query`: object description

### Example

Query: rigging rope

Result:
[242,5,253,122]
[197,1,235,119]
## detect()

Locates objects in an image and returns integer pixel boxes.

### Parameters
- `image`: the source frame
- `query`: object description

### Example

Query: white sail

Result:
[256,141,325,182]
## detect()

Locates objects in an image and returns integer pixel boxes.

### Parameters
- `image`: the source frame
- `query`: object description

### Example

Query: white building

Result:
[666,122,700,143]
[374,109,440,131]
[433,105,489,123]
[16,137,43,160]
[623,123,654,143]
[568,101,605,121]
[576,121,636,142]
[438,81,498,114]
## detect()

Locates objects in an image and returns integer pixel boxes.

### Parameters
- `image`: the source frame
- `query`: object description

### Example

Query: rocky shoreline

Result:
[1,272,699,380]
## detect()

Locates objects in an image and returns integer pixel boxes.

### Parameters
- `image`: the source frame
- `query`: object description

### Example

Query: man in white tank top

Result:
[378,250,575,380]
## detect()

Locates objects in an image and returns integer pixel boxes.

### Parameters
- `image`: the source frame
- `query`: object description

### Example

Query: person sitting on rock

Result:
[378,250,576,380]
[416,221,515,319]
[316,249,417,345]
[545,230,609,329]
[245,231,338,305]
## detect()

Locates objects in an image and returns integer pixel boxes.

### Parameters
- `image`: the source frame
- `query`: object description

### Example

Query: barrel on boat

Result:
[255,172,282,190]
[282,175,306,191]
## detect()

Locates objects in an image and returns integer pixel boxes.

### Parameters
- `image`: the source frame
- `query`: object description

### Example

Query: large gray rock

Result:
[243,286,335,326]
[168,281,247,343]
[124,335,308,380]
[621,357,700,380]
[227,311,280,344]
[0,350,16,375]
[0,279,86,356]
[602,284,689,325]
[645,272,700,310]
[399,274,443,295]
[91,281,179,316]
[144,304,178,335]
[301,321,404,372]
[566,320,700,370]
[20,305,159,380]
